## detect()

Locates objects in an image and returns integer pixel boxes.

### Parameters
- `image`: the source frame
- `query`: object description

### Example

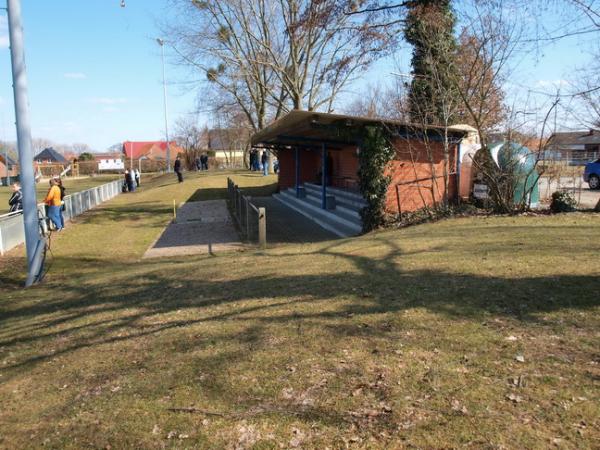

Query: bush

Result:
[550,191,577,213]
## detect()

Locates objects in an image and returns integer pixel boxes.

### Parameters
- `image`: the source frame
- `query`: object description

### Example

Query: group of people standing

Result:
[249,149,271,176]
[123,169,141,192]
[195,154,209,171]
[6,177,66,232]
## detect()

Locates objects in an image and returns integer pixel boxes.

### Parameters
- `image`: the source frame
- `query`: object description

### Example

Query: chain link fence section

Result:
[226,177,266,248]
[0,179,122,255]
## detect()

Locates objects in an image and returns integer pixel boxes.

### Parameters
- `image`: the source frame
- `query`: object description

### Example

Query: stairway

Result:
[273,183,366,238]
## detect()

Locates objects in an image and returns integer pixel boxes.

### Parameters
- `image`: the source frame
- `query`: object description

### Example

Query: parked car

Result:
[583,158,600,189]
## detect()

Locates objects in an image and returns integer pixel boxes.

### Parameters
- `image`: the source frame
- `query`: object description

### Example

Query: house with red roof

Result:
[122,141,182,161]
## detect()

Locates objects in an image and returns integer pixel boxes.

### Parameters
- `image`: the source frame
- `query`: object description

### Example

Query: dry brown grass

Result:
[0,171,598,449]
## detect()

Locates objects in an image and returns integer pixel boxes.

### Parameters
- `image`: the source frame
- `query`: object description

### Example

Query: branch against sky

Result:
[166,0,400,131]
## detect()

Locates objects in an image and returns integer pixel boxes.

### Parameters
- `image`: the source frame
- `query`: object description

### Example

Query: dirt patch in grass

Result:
[0,172,598,448]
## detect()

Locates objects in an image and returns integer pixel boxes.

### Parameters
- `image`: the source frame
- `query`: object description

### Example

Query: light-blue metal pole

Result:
[157,38,171,172]
[7,0,40,276]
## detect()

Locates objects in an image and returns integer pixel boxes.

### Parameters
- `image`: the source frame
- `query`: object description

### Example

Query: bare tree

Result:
[31,138,55,155]
[167,0,399,131]
[72,143,92,155]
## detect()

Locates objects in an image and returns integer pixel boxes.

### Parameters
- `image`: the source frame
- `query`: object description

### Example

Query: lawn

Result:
[0,174,121,214]
[0,171,598,449]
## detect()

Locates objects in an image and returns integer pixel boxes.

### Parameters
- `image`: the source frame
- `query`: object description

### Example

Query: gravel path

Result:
[143,200,244,258]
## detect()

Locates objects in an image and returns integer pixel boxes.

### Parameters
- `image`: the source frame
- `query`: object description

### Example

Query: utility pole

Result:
[157,38,171,172]
[7,0,40,279]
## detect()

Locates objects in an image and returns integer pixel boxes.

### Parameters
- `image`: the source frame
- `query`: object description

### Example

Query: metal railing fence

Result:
[227,177,266,248]
[0,179,122,255]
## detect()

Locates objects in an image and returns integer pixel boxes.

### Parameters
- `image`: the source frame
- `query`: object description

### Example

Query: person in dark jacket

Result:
[201,153,209,170]
[261,151,268,176]
[125,169,135,192]
[8,182,23,213]
[174,156,183,182]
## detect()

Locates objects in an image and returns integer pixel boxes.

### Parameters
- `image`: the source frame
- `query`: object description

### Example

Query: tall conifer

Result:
[404,0,459,125]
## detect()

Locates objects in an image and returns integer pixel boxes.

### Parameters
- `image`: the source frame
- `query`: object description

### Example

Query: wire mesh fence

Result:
[227,177,266,248]
[0,179,122,255]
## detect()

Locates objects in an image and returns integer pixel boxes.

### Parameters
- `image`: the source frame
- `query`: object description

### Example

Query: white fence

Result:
[0,179,122,255]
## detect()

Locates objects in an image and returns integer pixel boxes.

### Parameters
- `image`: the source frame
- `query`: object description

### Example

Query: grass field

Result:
[0,174,121,214]
[0,171,598,449]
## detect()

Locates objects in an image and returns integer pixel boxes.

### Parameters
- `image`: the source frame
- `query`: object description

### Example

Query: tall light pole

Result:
[156,38,171,172]
[7,0,40,282]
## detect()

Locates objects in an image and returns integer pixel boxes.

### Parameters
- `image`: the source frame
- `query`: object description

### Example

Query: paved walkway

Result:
[143,200,244,258]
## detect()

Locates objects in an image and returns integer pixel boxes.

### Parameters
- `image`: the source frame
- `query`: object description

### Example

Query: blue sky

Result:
[0,1,594,151]
[0,0,198,151]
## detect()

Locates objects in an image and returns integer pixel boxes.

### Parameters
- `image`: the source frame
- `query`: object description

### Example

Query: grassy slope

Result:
[0,171,598,449]
[0,175,121,214]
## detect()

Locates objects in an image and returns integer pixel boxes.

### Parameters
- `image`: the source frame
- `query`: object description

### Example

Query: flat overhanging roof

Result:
[251,110,469,149]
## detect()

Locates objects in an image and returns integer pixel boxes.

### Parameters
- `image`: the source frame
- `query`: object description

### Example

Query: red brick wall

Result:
[278,148,321,190]
[384,138,457,214]
[276,138,457,215]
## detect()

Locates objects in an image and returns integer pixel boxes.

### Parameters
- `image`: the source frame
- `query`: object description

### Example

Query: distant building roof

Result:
[0,153,17,166]
[547,130,600,149]
[122,141,179,160]
[93,152,122,160]
[34,147,69,164]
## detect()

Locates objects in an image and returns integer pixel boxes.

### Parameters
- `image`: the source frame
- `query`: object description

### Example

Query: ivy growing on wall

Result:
[357,126,395,232]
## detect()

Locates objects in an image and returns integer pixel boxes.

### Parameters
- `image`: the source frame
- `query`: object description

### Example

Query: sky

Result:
[0,0,198,151]
[0,1,595,152]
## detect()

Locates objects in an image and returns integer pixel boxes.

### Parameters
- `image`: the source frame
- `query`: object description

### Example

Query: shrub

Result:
[550,191,577,213]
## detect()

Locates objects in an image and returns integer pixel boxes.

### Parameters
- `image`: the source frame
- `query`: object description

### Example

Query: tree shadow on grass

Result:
[0,234,598,436]
[186,183,278,203]
[1,233,598,376]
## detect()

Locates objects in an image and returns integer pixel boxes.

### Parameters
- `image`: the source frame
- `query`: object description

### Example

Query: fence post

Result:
[245,197,250,238]
[258,207,266,249]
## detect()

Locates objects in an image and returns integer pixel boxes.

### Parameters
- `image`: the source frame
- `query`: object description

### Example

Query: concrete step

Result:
[304,183,367,209]
[291,189,361,222]
[274,191,362,237]
[280,190,362,231]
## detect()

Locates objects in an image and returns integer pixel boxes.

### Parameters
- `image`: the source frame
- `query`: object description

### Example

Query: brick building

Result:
[251,111,468,236]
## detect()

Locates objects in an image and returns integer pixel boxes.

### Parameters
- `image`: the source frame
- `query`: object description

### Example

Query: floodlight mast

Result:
[5,0,127,286]
[7,0,40,285]
[156,38,171,172]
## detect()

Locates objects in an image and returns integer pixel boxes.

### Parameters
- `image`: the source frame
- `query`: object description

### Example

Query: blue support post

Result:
[321,143,327,209]
[295,147,300,197]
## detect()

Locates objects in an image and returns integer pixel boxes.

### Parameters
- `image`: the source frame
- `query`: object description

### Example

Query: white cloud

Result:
[102,106,120,113]
[89,97,128,105]
[64,72,86,79]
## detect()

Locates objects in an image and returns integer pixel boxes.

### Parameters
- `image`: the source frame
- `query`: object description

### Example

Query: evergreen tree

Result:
[404,0,460,125]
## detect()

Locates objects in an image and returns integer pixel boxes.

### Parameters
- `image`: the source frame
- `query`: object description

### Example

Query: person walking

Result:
[44,178,63,231]
[201,153,209,171]
[134,168,141,187]
[174,156,183,182]
[261,150,268,176]
[8,182,23,213]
